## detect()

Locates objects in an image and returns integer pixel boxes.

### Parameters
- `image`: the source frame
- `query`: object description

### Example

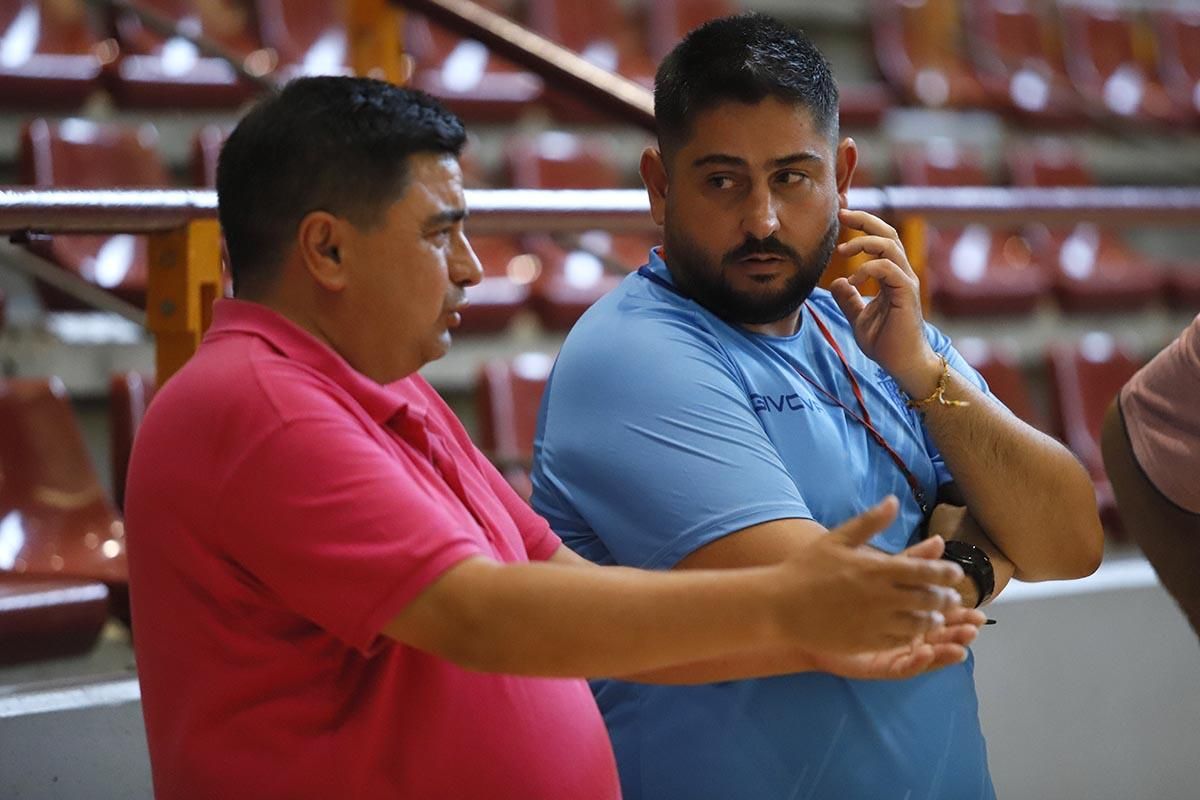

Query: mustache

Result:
[723,236,801,264]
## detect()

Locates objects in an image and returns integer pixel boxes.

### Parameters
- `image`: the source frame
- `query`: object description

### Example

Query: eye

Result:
[776,171,809,185]
[707,174,737,190]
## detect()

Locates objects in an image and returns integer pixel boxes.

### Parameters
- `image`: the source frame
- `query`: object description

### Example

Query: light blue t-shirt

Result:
[531,249,997,800]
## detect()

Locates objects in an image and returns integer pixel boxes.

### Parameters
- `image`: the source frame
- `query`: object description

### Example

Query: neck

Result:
[741,308,803,337]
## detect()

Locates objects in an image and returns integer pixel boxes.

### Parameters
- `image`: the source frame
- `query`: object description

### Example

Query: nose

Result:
[741,182,780,242]
[452,232,484,288]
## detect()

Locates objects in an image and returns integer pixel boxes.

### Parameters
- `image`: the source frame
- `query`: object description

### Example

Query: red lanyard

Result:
[792,303,932,517]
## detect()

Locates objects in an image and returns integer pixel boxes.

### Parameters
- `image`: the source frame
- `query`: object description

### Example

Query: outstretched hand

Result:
[805,605,986,680]
[828,209,941,397]
[775,496,967,656]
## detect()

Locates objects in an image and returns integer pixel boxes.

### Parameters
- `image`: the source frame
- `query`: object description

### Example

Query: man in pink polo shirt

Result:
[1103,314,1200,635]
[125,77,983,799]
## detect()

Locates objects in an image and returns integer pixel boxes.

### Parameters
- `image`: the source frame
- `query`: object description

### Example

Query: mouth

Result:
[446,299,469,328]
[732,255,789,278]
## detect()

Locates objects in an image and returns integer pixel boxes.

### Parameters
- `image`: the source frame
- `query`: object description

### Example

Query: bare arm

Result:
[1101,400,1200,634]
[832,209,1103,582]
[601,515,984,684]
[382,499,968,678]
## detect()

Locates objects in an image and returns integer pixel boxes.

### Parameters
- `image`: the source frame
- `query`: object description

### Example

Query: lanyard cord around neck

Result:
[636,265,931,516]
[797,304,931,517]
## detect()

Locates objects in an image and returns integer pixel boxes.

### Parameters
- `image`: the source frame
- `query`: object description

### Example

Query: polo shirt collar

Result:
[205,299,422,424]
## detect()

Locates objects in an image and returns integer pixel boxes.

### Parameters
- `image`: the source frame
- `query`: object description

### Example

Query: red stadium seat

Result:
[1150,7,1200,123]
[955,337,1046,432]
[505,132,653,330]
[897,139,1048,316]
[475,353,555,501]
[106,0,262,108]
[1057,2,1186,124]
[1007,140,1163,313]
[965,0,1086,123]
[19,118,172,309]
[1046,333,1142,535]
[0,575,109,666]
[255,0,352,78]
[109,371,156,512]
[0,0,107,109]
[871,0,991,109]
[525,0,656,122]
[0,379,128,614]
[406,0,544,123]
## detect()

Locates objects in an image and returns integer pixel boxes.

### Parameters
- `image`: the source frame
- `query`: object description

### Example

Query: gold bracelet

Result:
[905,354,970,410]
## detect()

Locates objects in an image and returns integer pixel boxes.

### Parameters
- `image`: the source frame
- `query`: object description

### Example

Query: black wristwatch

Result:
[941,540,995,608]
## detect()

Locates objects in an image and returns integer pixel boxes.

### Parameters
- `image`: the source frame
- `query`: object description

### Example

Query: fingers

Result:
[847,259,917,292]
[880,553,964,588]
[901,534,946,561]
[894,584,962,615]
[838,208,899,241]
[826,495,899,548]
[837,235,914,280]
[945,606,988,627]
[830,277,865,324]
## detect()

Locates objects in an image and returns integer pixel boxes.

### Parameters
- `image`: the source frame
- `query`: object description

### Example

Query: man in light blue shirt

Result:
[532,13,1105,800]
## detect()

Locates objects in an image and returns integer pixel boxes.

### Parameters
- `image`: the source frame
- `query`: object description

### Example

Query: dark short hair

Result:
[217,77,466,297]
[654,13,839,161]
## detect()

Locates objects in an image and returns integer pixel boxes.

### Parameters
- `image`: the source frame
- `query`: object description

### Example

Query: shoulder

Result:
[557,274,738,381]
[145,336,363,456]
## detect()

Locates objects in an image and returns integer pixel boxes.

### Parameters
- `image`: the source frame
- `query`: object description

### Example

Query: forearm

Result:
[916,367,1103,581]
[392,556,787,678]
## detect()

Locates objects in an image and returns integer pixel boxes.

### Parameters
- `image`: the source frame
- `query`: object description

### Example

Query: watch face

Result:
[942,540,995,606]
[944,540,986,565]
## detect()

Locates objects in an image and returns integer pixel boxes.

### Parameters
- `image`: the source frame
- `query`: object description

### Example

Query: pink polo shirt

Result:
[1120,313,1200,514]
[126,299,619,799]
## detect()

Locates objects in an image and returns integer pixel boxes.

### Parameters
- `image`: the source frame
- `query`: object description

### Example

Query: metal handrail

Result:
[396,0,655,130]
[3,187,1200,237]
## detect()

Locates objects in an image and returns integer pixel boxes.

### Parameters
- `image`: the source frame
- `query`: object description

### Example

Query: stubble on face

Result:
[663,212,841,327]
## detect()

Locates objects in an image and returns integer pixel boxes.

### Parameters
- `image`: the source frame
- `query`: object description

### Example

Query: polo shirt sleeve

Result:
[214,415,487,654]
[922,323,998,488]
[539,313,812,570]
[1119,314,1200,514]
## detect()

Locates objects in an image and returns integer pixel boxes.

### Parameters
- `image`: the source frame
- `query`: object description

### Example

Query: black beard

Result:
[663,217,840,327]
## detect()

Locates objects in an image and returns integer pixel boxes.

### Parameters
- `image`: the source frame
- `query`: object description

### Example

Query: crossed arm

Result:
[832,208,1104,584]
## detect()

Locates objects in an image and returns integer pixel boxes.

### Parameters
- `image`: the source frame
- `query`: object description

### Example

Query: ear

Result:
[835,137,859,209]
[639,146,669,227]
[297,210,349,292]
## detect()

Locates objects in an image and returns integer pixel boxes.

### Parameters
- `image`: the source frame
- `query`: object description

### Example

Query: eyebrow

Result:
[691,152,824,170]
[424,207,468,228]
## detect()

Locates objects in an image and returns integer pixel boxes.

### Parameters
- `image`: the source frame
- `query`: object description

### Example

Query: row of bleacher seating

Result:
[873,0,1200,126]
[1,0,759,121]
[5,1,1199,129]
[0,330,1149,665]
[8,115,1197,335]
